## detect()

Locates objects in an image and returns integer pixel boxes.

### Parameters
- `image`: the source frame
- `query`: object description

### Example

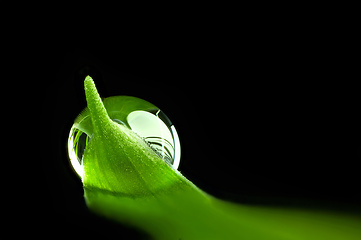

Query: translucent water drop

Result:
[126,109,180,169]
[67,96,181,178]
[67,126,88,177]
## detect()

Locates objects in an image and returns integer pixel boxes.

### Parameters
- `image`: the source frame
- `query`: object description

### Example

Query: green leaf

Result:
[75,76,361,240]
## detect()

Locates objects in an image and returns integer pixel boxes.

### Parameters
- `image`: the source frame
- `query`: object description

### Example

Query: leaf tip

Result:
[84,76,110,129]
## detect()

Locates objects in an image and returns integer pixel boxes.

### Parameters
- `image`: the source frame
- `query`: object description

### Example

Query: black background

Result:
[31,28,360,238]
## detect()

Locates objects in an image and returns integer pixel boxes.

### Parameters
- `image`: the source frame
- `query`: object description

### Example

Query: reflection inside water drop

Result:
[67,126,87,177]
[126,110,180,169]
[67,101,181,178]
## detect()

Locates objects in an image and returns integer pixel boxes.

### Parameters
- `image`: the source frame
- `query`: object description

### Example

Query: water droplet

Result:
[67,96,181,178]
[126,109,180,169]
[67,126,89,177]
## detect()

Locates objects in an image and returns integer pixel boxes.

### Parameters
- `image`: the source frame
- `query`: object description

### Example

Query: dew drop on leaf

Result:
[126,109,180,169]
[67,97,181,178]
